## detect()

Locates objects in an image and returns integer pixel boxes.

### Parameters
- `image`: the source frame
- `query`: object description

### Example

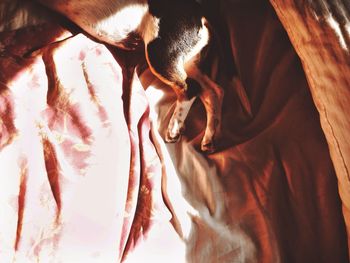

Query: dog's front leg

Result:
[187,66,224,153]
[164,77,201,142]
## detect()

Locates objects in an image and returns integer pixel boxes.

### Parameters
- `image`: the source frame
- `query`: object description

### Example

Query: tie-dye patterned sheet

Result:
[0,1,349,262]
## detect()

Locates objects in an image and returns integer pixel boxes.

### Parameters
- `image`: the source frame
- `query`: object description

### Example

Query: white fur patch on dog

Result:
[139,13,160,45]
[91,4,148,45]
[184,18,210,66]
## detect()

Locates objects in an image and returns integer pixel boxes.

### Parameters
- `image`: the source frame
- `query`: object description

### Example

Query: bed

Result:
[0,0,349,262]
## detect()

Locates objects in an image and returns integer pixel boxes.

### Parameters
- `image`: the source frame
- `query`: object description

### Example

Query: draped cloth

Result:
[0,0,349,262]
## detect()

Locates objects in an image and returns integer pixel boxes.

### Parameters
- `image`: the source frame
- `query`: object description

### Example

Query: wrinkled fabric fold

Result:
[269,0,350,256]
[0,25,176,262]
[0,0,349,262]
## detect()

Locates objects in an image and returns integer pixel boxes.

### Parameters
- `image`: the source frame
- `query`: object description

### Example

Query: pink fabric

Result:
[0,24,173,262]
[1,1,349,261]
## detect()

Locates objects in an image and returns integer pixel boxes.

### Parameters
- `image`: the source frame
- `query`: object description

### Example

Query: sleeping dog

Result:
[36,0,224,153]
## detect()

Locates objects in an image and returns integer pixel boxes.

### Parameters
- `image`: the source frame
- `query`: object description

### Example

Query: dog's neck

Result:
[37,0,150,46]
[36,0,201,48]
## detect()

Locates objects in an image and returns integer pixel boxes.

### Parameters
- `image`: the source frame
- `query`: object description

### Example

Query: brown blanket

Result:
[0,0,349,262]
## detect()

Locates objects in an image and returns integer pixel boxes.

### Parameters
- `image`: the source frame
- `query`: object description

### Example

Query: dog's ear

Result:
[148,0,170,17]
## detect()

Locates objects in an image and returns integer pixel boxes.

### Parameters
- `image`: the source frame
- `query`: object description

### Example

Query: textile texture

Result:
[0,0,349,262]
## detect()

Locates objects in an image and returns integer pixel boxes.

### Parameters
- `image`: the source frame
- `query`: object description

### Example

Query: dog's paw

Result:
[165,114,186,144]
[165,130,181,143]
[165,123,185,143]
[201,140,216,154]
